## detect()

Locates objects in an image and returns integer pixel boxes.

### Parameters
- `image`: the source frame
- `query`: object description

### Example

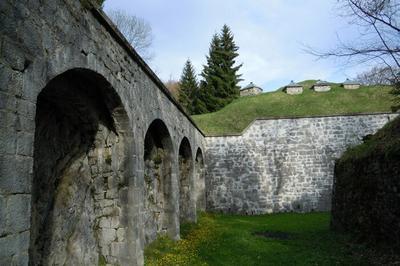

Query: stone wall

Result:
[205,113,398,214]
[285,86,303,95]
[240,88,262,97]
[343,84,360,90]
[313,85,331,92]
[0,1,205,265]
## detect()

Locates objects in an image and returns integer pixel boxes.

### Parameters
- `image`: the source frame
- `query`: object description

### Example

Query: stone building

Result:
[284,80,303,95]
[240,82,262,96]
[342,78,361,89]
[313,80,331,92]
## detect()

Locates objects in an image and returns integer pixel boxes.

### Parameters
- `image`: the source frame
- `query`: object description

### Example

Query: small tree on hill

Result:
[179,59,199,114]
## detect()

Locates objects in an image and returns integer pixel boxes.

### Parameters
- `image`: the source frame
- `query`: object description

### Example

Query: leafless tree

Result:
[306,0,400,79]
[355,65,396,85]
[107,9,154,61]
[164,79,180,100]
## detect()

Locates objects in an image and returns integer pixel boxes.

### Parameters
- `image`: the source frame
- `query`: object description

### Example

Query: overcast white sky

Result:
[104,0,374,91]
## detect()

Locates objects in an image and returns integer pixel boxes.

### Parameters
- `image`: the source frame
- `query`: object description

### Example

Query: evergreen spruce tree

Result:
[200,34,224,112]
[219,24,242,101]
[200,25,242,112]
[178,59,198,114]
[191,86,209,115]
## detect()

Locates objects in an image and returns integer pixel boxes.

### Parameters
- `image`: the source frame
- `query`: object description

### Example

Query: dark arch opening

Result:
[143,119,174,245]
[30,68,134,265]
[195,148,206,211]
[178,137,193,222]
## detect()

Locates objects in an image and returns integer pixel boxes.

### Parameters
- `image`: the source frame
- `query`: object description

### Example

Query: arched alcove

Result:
[178,137,193,222]
[29,68,134,265]
[195,148,206,211]
[143,119,174,245]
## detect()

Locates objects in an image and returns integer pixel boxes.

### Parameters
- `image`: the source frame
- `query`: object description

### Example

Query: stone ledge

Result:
[205,112,399,137]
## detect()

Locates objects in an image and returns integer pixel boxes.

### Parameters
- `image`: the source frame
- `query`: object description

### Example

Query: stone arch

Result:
[143,119,175,245]
[195,148,206,211]
[178,137,194,222]
[29,68,134,265]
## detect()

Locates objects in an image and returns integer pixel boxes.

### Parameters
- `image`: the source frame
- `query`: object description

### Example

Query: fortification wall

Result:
[0,1,204,265]
[205,113,398,214]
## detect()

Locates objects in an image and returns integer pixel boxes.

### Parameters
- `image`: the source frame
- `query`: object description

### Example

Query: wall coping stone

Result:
[205,112,398,137]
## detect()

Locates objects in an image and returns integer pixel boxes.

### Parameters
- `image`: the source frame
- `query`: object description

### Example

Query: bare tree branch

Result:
[106,9,154,61]
[348,0,400,32]
[305,0,400,81]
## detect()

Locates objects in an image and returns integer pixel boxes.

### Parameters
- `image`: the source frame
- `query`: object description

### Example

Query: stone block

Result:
[0,155,32,194]
[0,91,16,111]
[99,217,111,228]
[16,230,30,253]
[105,188,118,199]
[0,234,17,258]
[0,195,6,236]
[1,37,26,71]
[100,228,116,243]
[13,253,29,266]
[16,100,36,120]
[110,217,120,229]
[98,199,114,209]
[16,132,34,156]
[0,65,22,94]
[110,242,124,257]
[7,194,31,233]
[15,115,34,133]
[0,119,17,155]
[116,228,125,242]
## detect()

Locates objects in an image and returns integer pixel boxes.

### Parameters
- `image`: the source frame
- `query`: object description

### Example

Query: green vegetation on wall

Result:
[192,80,396,135]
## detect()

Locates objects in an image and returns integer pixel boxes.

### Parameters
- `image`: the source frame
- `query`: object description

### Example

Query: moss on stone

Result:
[98,254,107,266]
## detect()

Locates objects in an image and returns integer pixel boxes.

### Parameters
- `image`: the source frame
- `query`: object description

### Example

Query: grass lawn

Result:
[145,212,373,266]
[192,81,396,135]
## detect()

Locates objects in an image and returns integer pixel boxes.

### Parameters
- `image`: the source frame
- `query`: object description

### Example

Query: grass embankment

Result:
[192,81,395,135]
[340,116,400,161]
[145,212,373,265]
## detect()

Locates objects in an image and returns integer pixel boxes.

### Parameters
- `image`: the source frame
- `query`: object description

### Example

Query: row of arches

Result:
[143,121,205,244]
[29,69,205,265]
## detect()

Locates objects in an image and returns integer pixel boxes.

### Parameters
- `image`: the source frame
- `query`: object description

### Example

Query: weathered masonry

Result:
[205,113,398,214]
[1,1,399,265]
[0,1,204,265]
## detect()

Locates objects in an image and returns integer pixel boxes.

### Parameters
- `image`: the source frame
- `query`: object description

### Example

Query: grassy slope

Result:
[340,116,400,161]
[145,212,372,265]
[192,80,395,135]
